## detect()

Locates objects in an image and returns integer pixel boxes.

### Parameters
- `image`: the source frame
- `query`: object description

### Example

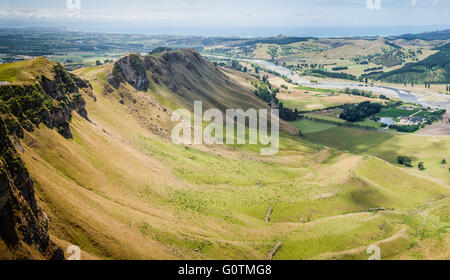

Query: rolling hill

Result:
[373,42,450,83]
[0,50,448,260]
[389,29,450,41]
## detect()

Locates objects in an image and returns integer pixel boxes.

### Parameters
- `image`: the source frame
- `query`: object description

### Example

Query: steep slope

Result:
[105,49,298,135]
[0,51,448,260]
[0,57,93,259]
[107,49,267,110]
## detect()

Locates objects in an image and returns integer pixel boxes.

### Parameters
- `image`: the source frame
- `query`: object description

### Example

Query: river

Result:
[247,59,450,111]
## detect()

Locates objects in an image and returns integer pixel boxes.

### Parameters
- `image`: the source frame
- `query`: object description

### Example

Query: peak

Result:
[109,53,148,91]
[0,57,62,84]
[160,48,202,60]
[108,48,208,92]
[32,56,55,63]
[119,52,142,60]
[24,57,59,72]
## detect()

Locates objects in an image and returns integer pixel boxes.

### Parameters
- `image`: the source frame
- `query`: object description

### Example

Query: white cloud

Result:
[0,8,84,20]
[0,0,448,26]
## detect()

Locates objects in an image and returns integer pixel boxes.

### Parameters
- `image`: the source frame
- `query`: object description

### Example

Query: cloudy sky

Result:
[1,0,449,36]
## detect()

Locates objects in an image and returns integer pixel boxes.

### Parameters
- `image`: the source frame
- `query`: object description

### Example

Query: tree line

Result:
[339,101,382,122]
[298,114,378,131]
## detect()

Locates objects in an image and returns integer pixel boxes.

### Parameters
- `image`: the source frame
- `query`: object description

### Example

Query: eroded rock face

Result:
[0,62,93,259]
[108,50,210,93]
[0,64,91,139]
[109,53,149,91]
[0,116,64,260]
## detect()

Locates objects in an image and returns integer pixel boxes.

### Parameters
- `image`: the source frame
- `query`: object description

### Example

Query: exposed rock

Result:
[267,242,282,260]
[0,114,64,260]
[0,64,91,139]
[109,49,211,97]
[0,60,92,259]
[109,53,149,91]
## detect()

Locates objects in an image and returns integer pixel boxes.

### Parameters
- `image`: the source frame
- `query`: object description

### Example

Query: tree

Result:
[397,156,413,167]
[418,162,425,171]
[404,157,413,167]
[267,46,278,61]
[339,101,382,122]
[231,60,242,71]
[441,159,447,165]
[96,60,102,66]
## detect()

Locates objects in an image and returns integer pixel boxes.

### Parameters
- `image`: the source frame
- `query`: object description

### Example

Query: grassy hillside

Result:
[1,52,449,260]
[294,119,450,185]
[375,43,450,83]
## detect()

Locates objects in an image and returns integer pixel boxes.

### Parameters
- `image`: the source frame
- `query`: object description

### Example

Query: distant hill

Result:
[372,49,405,68]
[373,43,450,83]
[389,29,450,41]
[233,36,312,47]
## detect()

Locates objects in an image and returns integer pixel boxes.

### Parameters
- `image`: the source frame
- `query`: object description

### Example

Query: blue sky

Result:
[1,0,449,36]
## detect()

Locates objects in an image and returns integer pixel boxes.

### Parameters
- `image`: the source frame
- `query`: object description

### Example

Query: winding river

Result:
[247,59,450,111]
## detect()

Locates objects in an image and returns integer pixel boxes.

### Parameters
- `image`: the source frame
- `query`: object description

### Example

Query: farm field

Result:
[276,86,386,113]
[293,119,450,184]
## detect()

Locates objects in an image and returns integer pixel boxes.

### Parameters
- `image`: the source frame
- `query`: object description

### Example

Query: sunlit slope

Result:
[293,121,450,186]
[14,51,450,260]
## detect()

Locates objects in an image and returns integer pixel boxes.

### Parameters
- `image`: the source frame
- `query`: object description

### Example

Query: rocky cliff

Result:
[0,113,64,259]
[107,49,273,112]
[109,53,149,91]
[0,59,92,259]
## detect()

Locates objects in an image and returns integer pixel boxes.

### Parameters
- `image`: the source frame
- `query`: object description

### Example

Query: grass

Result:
[303,125,393,153]
[355,118,383,129]
[376,108,420,118]
[138,135,301,187]
[0,60,26,82]
[291,119,337,134]
[0,58,58,84]
[275,212,401,259]
[367,134,450,183]
[294,85,334,93]
[301,110,382,130]
[281,98,332,111]
[295,119,450,184]
[12,55,449,261]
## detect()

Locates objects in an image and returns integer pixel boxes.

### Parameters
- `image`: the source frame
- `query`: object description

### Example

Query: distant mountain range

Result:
[389,29,450,41]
